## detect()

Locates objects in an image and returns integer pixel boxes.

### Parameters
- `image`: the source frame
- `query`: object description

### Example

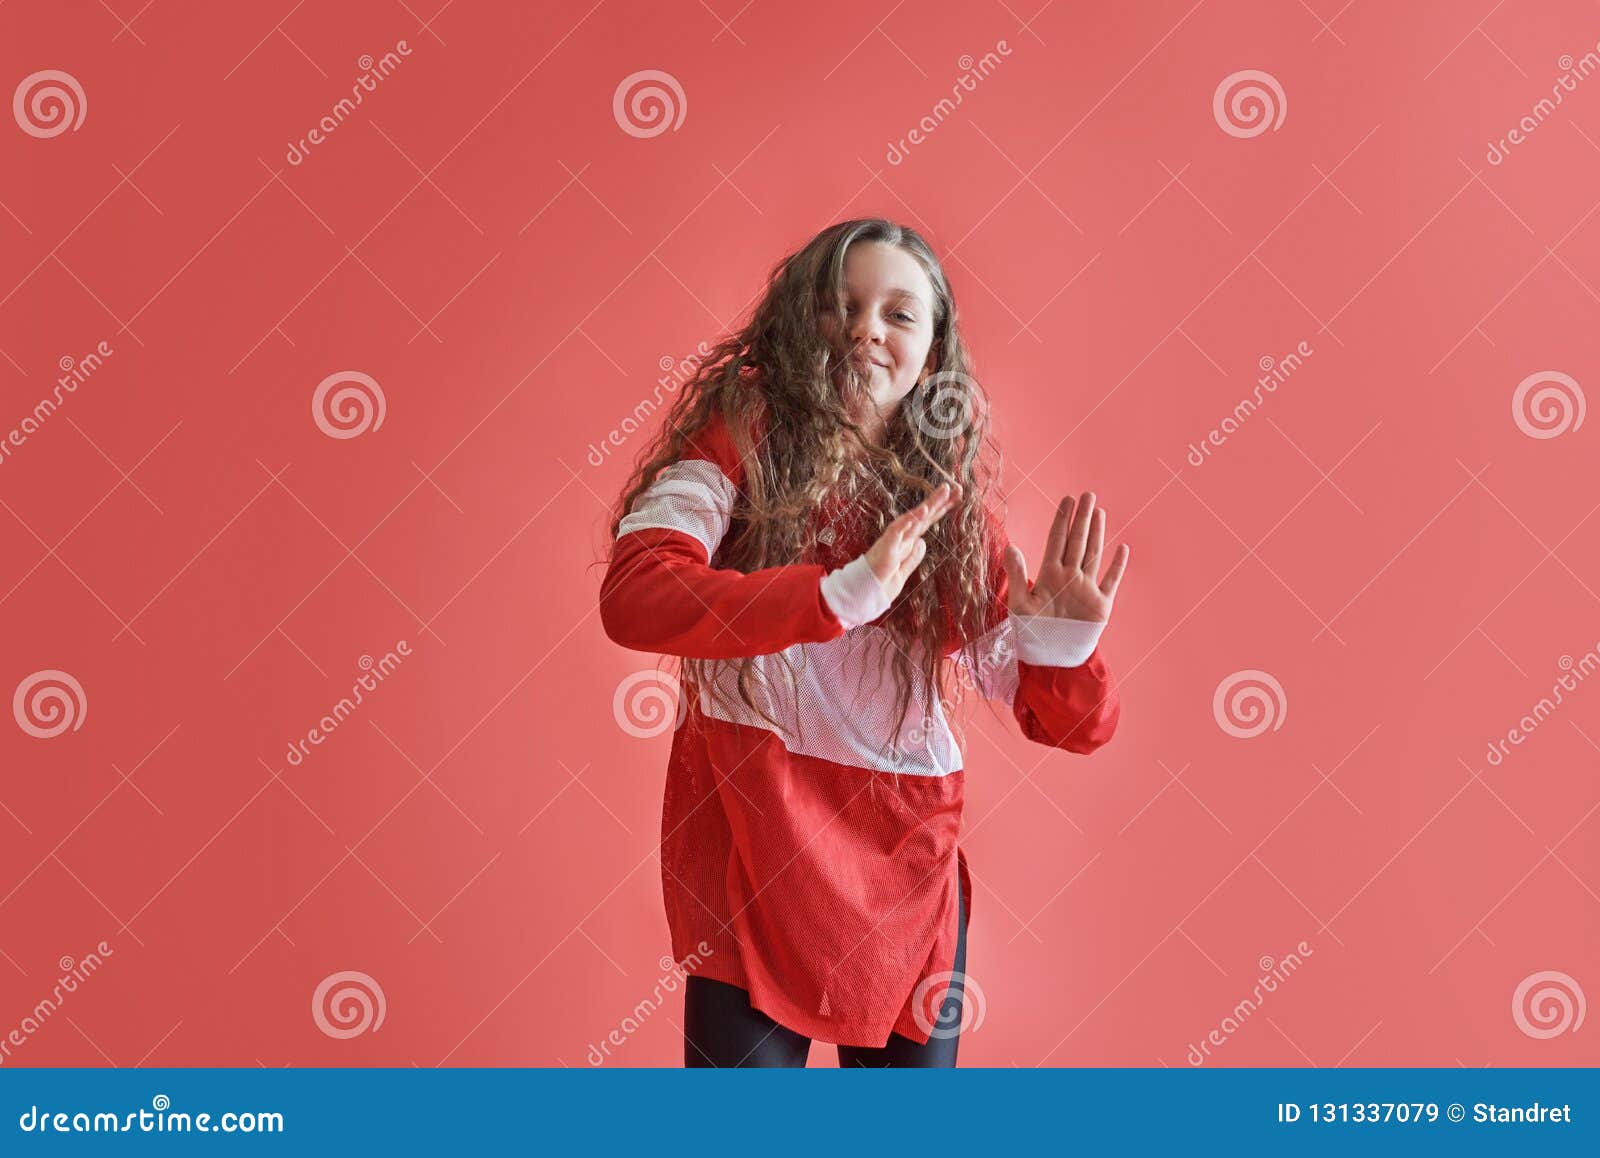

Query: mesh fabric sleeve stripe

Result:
[600,457,851,659]
[818,555,891,629]
[614,459,737,560]
[1013,613,1106,668]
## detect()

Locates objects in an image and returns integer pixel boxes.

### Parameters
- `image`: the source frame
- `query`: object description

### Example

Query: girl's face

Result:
[819,241,939,437]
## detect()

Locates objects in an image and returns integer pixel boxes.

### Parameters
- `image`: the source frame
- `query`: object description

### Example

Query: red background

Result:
[1,0,1596,1067]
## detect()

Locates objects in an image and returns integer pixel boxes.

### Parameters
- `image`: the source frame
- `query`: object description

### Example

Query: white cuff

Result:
[1012,613,1106,668]
[820,555,891,629]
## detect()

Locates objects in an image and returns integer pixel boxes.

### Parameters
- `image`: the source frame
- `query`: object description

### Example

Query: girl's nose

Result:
[850,312,884,344]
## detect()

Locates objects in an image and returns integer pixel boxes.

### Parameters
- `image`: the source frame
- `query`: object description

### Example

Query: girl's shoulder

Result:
[678,404,773,492]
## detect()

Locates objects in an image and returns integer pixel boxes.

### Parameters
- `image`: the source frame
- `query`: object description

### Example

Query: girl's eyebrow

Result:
[844,286,927,307]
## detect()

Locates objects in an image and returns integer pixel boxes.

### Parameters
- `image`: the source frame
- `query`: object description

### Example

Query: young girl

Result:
[599,217,1129,1067]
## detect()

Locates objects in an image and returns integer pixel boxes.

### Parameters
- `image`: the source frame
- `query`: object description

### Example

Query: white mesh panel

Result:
[953,617,1020,707]
[697,627,963,777]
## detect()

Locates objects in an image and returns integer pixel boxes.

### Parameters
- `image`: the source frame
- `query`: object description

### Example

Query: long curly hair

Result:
[605,217,1008,771]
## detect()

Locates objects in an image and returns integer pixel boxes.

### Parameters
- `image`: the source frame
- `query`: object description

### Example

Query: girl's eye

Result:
[842,306,915,322]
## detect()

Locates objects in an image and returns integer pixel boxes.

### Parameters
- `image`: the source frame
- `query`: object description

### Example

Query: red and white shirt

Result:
[599,412,1121,1048]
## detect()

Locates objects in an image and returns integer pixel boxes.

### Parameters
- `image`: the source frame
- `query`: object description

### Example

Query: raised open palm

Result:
[863,481,962,602]
[1003,491,1130,623]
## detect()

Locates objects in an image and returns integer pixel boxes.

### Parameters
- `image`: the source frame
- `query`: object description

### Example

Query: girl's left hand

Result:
[1002,491,1130,623]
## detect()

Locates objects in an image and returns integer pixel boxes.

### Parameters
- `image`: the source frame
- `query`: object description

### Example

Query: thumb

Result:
[897,536,927,585]
[1002,544,1027,605]
[880,537,923,599]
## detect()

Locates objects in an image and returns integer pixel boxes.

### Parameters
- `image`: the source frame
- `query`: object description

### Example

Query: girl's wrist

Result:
[820,555,891,629]
[1011,612,1106,668]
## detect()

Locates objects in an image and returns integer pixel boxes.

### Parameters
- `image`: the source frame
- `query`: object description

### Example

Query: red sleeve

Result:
[966,509,1122,754]
[598,412,851,659]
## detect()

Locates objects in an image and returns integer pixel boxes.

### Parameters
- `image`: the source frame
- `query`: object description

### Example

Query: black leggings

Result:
[683,872,969,1067]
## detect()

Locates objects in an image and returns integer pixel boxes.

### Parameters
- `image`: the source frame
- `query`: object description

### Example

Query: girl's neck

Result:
[857,401,896,446]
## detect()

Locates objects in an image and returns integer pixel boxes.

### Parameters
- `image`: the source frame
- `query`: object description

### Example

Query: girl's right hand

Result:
[862,481,962,602]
